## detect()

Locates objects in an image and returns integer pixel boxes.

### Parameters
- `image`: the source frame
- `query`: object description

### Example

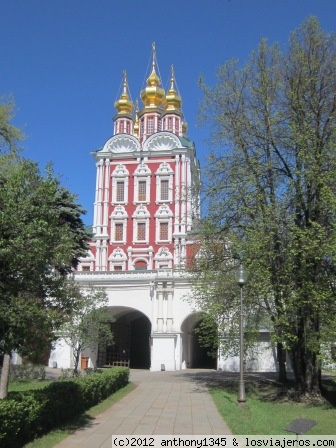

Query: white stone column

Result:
[180,155,186,234]
[157,287,164,332]
[186,157,192,231]
[174,155,180,234]
[166,283,173,332]
[103,159,110,236]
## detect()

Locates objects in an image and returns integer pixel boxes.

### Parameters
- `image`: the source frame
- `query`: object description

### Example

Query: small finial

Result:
[122,70,128,93]
[152,42,156,69]
[170,65,175,90]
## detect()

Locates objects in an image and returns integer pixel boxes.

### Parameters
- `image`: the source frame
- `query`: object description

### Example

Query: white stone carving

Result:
[143,132,182,152]
[103,135,141,153]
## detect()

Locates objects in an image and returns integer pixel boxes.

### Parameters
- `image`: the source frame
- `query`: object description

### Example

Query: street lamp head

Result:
[235,265,247,287]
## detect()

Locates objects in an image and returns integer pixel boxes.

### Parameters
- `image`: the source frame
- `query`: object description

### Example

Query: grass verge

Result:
[210,379,336,435]
[23,382,135,448]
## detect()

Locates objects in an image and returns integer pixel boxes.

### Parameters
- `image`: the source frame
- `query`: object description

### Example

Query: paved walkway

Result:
[53,369,232,448]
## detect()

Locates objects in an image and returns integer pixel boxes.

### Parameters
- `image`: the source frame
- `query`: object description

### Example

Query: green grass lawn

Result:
[210,378,336,435]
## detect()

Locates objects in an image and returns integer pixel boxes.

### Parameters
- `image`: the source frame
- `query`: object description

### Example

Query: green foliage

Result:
[58,284,114,374]
[0,96,90,399]
[9,365,46,381]
[195,17,336,393]
[0,367,129,448]
[0,155,90,357]
[0,97,24,153]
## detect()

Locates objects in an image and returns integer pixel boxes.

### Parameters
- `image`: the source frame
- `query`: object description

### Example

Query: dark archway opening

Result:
[130,315,151,369]
[191,320,217,369]
[97,309,151,369]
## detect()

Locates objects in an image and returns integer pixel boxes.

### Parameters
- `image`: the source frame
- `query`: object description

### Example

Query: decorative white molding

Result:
[154,204,174,218]
[154,247,173,269]
[112,164,130,177]
[102,135,141,153]
[108,247,127,271]
[143,132,182,152]
[155,161,174,176]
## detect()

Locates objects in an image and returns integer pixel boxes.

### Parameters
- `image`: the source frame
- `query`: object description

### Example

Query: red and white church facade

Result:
[49,47,278,372]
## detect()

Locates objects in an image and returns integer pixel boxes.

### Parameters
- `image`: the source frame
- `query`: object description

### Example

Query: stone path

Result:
[52,369,232,448]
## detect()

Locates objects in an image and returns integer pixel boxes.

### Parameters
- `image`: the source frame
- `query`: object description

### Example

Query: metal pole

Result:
[238,285,246,403]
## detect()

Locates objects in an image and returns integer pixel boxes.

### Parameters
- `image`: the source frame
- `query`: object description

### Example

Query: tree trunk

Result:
[290,343,321,397]
[277,342,287,383]
[0,353,11,399]
[73,349,80,376]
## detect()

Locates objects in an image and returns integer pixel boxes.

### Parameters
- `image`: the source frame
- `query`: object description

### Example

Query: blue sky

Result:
[1,0,335,225]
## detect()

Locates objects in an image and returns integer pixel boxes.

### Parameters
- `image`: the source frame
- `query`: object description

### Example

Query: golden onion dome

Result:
[182,120,188,135]
[114,71,134,115]
[165,65,182,111]
[140,43,166,108]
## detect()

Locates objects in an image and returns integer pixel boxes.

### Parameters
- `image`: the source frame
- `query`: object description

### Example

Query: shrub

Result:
[9,364,46,381]
[0,367,129,448]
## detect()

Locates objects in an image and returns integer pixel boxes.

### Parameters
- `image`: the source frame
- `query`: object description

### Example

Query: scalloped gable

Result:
[154,247,173,260]
[143,132,183,152]
[101,134,141,153]
[108,247,127,260]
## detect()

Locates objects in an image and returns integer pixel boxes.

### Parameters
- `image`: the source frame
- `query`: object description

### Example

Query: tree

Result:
[59,284,114,375]
[0,97,23,153]
[196,17,336,397]
[0,153,90,398]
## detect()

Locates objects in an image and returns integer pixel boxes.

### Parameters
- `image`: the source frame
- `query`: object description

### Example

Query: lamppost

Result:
[235,265,247,404]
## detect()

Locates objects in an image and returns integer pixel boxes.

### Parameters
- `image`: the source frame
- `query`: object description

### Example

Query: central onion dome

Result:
[114,71,134,115]
[140,43,166,108]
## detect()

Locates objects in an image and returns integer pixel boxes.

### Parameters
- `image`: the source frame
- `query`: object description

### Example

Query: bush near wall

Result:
[0,367,129,448]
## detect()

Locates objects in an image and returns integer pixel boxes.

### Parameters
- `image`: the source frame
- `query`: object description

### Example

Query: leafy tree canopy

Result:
[193,17,336,396]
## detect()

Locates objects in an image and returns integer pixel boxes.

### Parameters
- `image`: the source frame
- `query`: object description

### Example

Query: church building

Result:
[49,46,278,373]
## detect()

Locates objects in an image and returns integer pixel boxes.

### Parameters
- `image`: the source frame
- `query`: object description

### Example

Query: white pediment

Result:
[132,205,151,218]
[102,135,141,153]
[112,164,129,177]
[111,205,128,218]
[108,247,127,261]
[134,163,151,176]
[143,132,182,152]
[154,247,173,260]
[154,204,174,218]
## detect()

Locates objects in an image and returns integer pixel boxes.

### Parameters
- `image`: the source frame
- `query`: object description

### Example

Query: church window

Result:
[147,117,154,135]
[160,179,169,201]
[137,222,146,241]
[126,121,130,134]
[168,117,173,131]
[114,223,123,241]
[160,222,168,240]
[138,181,146,201]
[114,265,122,271]
[116,181,125,202]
